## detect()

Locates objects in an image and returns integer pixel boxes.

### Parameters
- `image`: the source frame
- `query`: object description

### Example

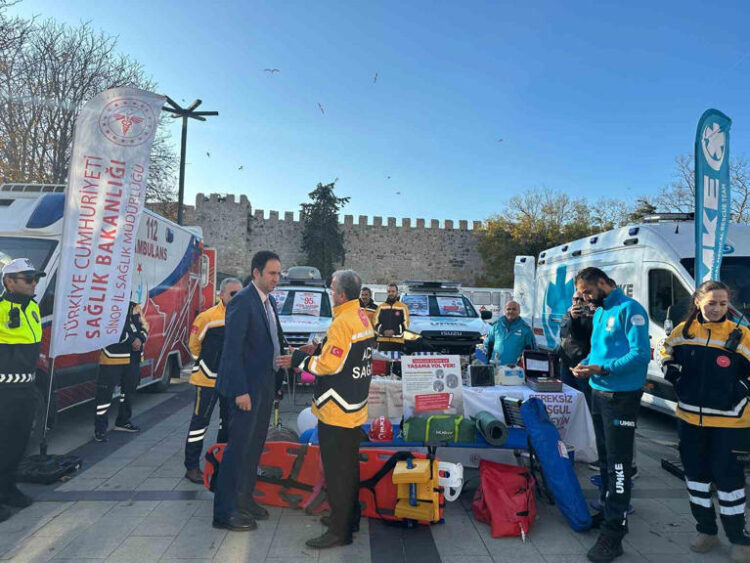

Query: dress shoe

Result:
[237,502,269,521]
[184,468,204,484]
[305,530,352,549]
[0,505,11,523]
[3,485,33,508]
[212,515,257,531]
[320,515,359,532]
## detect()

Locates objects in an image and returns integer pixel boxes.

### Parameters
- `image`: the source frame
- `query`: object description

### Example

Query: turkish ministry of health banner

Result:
[50,87,165,357]
[694,108,732,285]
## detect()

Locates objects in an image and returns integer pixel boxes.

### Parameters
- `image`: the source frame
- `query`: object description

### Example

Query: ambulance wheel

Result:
[151,356,179,393]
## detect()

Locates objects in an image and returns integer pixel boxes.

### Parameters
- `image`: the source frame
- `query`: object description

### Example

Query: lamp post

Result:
[162,97,218,225]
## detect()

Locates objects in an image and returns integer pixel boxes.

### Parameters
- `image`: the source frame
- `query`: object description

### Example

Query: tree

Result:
[655,153,750,222]
[477,188,599,286]
[627,198,657,222]
[0,15,177,202]
[590,198,631,230]
[300,181,350,278]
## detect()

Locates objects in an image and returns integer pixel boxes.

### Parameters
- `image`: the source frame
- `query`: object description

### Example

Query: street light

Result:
[162,97,218,225]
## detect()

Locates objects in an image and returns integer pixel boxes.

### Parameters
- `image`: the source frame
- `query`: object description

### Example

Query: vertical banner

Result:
[694,109,732,285]
[50,87,165,357]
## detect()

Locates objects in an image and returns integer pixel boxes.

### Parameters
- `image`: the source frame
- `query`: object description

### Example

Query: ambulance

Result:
[0,184,216,415]
[513,213,750,415]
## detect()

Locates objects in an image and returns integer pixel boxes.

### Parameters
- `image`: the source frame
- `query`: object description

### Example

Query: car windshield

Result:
[271,289,332,318]
[681,257,750,320]
[0,236,57,272]
[402,294,478,318]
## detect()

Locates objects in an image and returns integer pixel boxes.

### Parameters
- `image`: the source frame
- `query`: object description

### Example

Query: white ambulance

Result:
[513,213,750,415]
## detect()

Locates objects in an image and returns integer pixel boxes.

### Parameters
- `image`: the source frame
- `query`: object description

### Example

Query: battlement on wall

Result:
[195,192,483,231]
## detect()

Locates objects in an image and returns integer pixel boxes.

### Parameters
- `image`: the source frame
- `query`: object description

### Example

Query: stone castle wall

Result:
[188,193,485,284]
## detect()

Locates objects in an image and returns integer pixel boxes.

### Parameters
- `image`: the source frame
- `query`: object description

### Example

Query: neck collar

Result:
[1,292,32,306]
[334,299,360,317]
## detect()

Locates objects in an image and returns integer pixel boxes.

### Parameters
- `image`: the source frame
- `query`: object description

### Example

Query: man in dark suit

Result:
[212,250,286,531]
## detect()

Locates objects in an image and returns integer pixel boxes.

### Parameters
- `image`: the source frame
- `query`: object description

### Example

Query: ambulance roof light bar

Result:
[642,213,695,223]
[404,280,462,293]
[1,183,65,193]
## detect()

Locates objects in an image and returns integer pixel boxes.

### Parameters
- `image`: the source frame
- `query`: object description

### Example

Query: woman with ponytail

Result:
[661,280,750,561]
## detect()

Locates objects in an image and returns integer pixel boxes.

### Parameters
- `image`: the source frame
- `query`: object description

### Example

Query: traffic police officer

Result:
[183,277,242,483]
[93,300,148,441]
[277,269,375,549]
[0,258,44,521]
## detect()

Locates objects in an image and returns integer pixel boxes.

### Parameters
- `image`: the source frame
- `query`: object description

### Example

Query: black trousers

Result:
[94,361,139,433]
[213,382,275,520]
[184,385,230,470]
[590,388,642,540]
[319,420,362,540]
[0,386,38,495]
[678,420,750,545]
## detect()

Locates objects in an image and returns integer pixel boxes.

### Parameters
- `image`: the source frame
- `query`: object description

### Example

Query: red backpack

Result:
[472,459,536,539]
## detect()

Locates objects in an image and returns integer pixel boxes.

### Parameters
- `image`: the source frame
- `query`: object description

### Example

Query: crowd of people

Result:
[1,253,749,562]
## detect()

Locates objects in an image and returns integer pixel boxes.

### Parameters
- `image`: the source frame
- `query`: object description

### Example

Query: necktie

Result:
[266,299,281,372]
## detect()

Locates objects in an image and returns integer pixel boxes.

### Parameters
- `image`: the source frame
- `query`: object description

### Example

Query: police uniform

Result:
[184,301,230,472]
[94,302,148,436]
[0,260,43,518]
[662,317,750,546]
[291,299,375,541]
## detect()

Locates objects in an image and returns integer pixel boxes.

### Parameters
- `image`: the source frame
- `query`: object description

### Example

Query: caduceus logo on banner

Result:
[50,88,165,358]
[694,109,732,285]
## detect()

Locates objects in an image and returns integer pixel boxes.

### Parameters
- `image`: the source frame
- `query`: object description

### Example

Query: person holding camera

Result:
[0,259,45,522]
[558,291,594,397]
[661,280,750,561]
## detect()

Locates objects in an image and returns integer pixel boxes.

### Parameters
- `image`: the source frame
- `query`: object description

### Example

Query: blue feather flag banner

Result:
[694,109,732,284]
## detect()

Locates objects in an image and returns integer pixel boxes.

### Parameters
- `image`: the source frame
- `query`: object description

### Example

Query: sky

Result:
[9,0,750,223]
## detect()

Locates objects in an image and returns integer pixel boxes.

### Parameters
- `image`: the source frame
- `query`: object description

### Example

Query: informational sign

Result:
[402,294,429,316]
[436,296,466,316]
[50,87,164,357]
[270,290,289,311]
[292,291,322,316]
[402,354,463,417]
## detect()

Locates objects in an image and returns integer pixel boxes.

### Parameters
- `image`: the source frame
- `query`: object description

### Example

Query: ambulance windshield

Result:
[0,236,57,272]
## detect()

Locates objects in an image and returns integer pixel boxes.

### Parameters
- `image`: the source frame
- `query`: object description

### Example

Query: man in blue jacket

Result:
[572,267,650,563]
[212,251,286,532]
[483,301,536,365]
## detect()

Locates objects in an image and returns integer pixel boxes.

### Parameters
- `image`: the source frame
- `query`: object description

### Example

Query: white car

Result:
[271,267,332,348]
[400,281,491,357]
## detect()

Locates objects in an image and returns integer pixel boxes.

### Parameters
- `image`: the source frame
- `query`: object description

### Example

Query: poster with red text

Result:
[402,355,463,417]
[50,88,165,357]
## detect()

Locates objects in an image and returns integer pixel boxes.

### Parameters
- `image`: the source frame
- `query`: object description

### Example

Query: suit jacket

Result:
[215,283,286,400]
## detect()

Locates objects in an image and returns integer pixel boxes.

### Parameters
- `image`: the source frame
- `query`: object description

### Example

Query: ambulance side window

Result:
[39,273,56,318]
[648,269,691,327]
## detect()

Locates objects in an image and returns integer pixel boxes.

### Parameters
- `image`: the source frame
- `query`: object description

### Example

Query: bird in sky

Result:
[206,152,210,158]
[238,165,244,170]
[264,68,280,74]
[386,176,391,180]
[497,138,504,143]
[373,72,378,84]
[396,191,401,195]
[317,102,325,115]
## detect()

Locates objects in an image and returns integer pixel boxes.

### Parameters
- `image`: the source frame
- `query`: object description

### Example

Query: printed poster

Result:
[436,296,466,316]
[292,291,322,316]
[402,294,429,316]
[402,355,463,417]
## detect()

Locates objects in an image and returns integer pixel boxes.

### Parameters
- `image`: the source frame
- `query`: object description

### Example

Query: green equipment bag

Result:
[402,415,476,443]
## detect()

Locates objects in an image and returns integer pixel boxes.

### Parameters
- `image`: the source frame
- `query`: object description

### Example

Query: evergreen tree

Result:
[300,181,350,278]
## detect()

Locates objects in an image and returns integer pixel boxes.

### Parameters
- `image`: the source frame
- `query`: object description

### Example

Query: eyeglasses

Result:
[13,274,38,284]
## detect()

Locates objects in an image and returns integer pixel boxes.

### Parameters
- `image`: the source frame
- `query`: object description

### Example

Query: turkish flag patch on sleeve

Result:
[190,325,199,334]
[330,346,344,358]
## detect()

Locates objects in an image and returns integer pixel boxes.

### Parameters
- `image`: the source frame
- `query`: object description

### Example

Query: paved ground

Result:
[0,374,746,562]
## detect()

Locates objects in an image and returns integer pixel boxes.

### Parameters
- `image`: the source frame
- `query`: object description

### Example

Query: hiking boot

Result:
[732,544,750,563]
[305,530,352,549]
[184,468,204,484]
[320,515,360,532]
[690,533,718,553]
[587,534,623,562]
[94,431,107,442]
[3,485,32,508]
[114,422,140,433]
